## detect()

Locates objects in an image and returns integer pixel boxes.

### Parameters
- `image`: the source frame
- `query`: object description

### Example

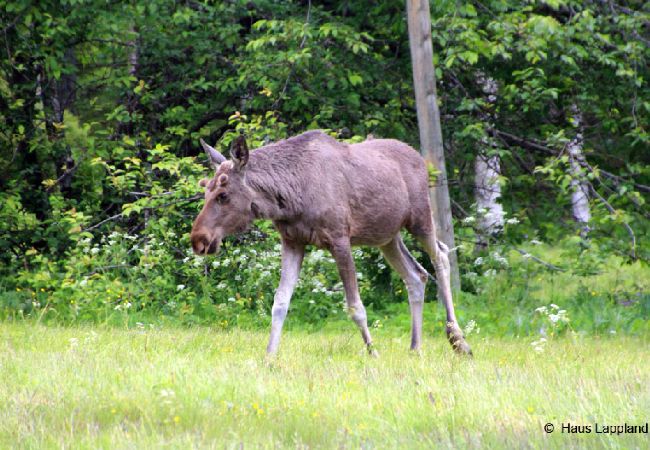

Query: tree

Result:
[406,0,460,289]
[566,104,591,234]
[474,71,504,250]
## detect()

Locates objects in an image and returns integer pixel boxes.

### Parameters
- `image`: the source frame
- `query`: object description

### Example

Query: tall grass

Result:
[1,323,648,449]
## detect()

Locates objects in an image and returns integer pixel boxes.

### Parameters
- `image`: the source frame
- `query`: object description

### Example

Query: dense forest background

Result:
[1,0,648,333]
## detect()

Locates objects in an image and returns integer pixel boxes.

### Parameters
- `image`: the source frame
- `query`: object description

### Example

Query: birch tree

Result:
[474,71,504,250]
[567,104,591,234]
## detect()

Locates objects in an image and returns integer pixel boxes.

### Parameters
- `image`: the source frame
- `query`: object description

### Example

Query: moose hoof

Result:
[447,327,473,357]
[263,351,279,368]
[367,344,379,358]
[452,339,473,356]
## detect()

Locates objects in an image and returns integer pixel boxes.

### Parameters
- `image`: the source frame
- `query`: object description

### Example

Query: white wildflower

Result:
[464,319,480,336]
[159,388,175,399]
[531,337,547,353]
[491,251,508,267]
[506,217,520,225]
[177,284,185,291]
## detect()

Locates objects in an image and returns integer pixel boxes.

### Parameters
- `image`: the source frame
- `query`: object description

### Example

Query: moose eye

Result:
[216,192,229,204]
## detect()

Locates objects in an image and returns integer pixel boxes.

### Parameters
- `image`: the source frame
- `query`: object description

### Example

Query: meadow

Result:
[2,1,649,448]
[1,323,648,449]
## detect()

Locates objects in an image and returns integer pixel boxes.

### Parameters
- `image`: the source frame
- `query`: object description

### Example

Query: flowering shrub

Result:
[530,304,571,353]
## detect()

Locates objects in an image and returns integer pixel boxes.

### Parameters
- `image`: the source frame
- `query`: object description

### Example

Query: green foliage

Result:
[0,0,648,331]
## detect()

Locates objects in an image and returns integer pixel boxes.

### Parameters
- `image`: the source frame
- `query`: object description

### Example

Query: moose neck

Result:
[244,150,303,222]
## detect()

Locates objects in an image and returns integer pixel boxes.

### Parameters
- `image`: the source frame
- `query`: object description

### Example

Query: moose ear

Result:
[231,134,249,170]
[200,138,226,170]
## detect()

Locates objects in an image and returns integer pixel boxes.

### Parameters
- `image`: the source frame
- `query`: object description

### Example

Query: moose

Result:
[190,131,471,356]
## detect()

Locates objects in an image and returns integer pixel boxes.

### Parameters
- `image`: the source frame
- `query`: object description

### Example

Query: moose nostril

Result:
[191,234,209,255]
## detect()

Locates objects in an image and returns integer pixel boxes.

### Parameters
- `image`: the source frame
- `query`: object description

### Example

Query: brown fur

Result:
[190,130,471,355]
[191,131,433,251]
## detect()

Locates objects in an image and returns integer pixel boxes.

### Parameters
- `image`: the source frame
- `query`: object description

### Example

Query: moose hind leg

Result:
[329,239,375,354]
[380,236,428,350]
[416,233,472,355]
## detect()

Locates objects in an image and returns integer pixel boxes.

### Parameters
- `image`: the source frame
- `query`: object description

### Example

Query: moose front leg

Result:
[329,239,375,355]
[267,239,304,354]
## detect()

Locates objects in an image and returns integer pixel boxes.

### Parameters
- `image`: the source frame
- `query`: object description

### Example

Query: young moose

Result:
[190,131,471,356]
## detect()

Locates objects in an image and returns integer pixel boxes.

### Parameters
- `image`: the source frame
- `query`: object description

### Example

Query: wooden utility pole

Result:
[406,0,460,289]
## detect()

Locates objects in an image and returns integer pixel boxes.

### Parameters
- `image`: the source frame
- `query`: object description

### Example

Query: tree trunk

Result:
[406,0,459,289]
[474,72,504,250]
[475,155,504,244]
[53,48,77,194]
[52,48,77,124]
[119,23,139,136]
[567,104,591,234]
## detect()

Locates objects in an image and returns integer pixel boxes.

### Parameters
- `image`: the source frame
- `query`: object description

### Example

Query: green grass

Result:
[1,323,648,449]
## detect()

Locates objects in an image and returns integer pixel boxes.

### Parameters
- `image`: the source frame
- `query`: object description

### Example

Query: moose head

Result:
[190,135,255,255]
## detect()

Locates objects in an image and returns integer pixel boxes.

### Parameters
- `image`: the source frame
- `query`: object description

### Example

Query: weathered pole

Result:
[406,0,460,289]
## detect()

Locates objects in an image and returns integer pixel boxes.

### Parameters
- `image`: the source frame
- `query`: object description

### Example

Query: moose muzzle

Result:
[190,228,221,255]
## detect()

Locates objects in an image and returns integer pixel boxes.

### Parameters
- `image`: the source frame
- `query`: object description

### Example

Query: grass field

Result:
[1,323,648,449]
